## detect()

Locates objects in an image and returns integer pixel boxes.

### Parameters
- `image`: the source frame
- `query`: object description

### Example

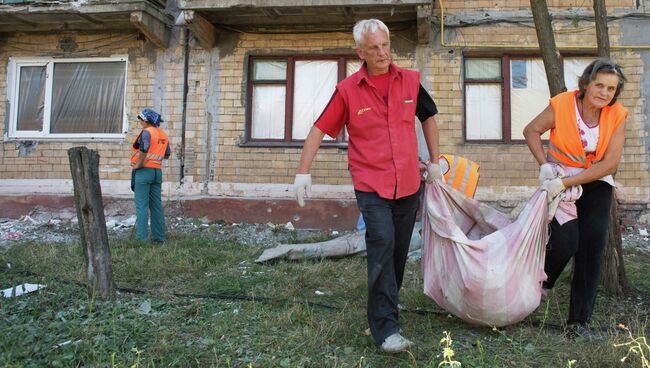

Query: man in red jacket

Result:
[294,19,442,352]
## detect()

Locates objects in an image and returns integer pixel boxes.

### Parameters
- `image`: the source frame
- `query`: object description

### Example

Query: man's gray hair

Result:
[577,58,627,106]
[353,19,390,47]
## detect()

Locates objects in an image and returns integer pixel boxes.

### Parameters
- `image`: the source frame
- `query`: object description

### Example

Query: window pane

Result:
[253,60,287,81]
[292,60,337,140]
[465,58,501,80]
[346,60,361,77]
[16,66,45,131]
[511,60,528,88]
[50,62,125,134]
[510,59,549,140]
[564,58,592,91]
[466,84,502,140]
[252,85,285,139]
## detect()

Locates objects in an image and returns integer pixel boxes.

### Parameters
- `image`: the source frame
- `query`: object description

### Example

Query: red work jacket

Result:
[324,63,421,199]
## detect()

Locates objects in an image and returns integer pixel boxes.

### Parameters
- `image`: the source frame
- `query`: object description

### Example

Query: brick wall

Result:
[0,3,647,205]
[0,32,183,183]
[423,7,649,201]
[442,0,635,10]
[210,32,360,186]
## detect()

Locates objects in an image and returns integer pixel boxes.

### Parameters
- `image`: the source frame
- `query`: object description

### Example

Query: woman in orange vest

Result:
[523,59,628,334]
[131,108,171,243]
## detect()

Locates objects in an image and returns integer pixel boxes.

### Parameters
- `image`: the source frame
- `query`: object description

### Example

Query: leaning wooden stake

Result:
[68,147,114,299]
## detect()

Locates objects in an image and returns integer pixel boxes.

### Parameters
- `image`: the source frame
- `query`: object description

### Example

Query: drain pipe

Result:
[179,27,190,183]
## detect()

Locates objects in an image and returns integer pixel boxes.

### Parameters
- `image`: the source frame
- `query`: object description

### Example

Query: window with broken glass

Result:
[463,55,592,143]
[244,56,360,146]
[7,57,128,140]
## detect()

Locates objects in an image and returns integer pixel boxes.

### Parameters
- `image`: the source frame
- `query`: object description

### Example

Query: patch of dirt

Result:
[621,228,649,252]
[0,214,345,250]
[1,211,647,252]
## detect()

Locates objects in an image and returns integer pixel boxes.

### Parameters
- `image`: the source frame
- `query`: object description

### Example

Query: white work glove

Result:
[538,163,555,186]
[541,177,565,202]
[426,162,444,184]
[293,174,312,207]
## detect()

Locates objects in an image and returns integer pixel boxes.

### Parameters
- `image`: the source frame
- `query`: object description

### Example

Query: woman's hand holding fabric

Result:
[538,163,556,186]
[541,177,565,202]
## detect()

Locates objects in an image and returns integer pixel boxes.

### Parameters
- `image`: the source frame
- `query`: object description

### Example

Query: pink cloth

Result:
[421,181,549,327]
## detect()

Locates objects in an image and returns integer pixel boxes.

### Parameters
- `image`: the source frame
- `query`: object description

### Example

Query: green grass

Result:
[1,235,649,367]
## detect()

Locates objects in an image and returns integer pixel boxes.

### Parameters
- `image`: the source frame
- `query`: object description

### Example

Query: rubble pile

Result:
[0,209,646,252]
[0,214,337,250]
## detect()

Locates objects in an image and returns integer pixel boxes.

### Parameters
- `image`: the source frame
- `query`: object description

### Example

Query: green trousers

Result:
[134,168,165,242]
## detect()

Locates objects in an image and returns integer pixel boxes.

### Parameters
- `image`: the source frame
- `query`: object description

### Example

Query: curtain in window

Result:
[346,61,361,77]
[50,62,125,134]
[510,59,549,140]
[252,86,286,139]
[16,66,45,131]
[563,58,591,91]
[292,60,337,140]
[466,84,502,140]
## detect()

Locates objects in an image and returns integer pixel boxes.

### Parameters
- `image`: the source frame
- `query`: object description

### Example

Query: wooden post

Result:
[591,0,628,294]
[529,0,567,96]
[68,147,114,299]
[602,196,628,295]
[593,0,611,58]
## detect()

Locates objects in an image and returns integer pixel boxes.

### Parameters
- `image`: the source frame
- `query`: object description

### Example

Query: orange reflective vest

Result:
[131,127,169,169]
[438,154,480,198]
[547,90,627,168]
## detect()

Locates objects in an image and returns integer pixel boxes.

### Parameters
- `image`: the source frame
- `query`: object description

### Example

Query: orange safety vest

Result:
[547,90,627,168]
[131,127,169,169]
[438,154,480,198]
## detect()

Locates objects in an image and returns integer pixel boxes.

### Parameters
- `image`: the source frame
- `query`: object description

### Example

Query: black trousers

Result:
[355,188,421,345]
[543,180,612,324]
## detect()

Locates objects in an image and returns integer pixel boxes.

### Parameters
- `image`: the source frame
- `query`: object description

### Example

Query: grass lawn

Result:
[1,233,648,367]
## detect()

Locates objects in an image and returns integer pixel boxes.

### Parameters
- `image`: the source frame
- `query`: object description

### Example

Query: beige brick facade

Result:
[443,0,635,10]
[0,1,648,215]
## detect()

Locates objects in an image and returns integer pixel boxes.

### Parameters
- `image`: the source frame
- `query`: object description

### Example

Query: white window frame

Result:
[6,55,129,141]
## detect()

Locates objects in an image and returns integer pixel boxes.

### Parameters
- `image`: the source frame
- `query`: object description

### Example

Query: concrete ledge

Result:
[0,194,360,231]
[172,197,359,230]
[0,179,647,231]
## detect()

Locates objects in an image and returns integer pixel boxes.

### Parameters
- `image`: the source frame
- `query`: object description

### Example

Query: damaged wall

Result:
[0,31,188,183]
[0,0,647,225]
[621,17,650,175]
[422,1,649,202]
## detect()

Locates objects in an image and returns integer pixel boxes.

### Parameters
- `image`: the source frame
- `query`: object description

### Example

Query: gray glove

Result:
[426,162,444,184]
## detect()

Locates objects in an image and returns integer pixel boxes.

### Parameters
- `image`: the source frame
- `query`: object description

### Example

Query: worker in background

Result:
[131,108,171,244]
